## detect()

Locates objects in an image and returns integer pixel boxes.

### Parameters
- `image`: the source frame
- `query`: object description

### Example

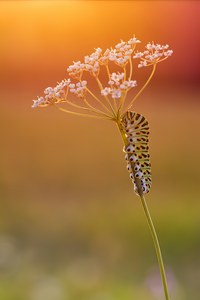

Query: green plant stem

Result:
[116,120,170,300]
[140,194,170,300]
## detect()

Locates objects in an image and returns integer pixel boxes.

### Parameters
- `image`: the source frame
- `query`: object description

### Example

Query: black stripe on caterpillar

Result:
[122,111,152,196]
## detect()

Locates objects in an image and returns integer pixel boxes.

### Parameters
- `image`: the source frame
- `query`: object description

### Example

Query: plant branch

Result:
[56,105,111,120]
[140,194,170,300]
[95,76,117,118]
[86,87,111,114]
[125,63,156,111]
[116,119,170,300]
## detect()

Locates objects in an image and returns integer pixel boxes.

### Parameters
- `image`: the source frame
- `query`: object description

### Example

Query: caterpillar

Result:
[122,111,152,196]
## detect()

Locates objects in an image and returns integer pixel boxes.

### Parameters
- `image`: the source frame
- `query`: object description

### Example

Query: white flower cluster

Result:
[33,36,173,110]
[32,79,71,108]
[134,42,173,68]
[66,36,141,78]
[101,72,137,99]
[69,80,87,98]
[32,97,47,108]
[84,48,102,76]
[108,37,141,67]
[67,61,85,79]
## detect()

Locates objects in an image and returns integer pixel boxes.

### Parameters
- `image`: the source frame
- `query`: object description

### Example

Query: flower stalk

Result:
[140,194,170,300]
[33,35,173,300]
[116,119,170,300]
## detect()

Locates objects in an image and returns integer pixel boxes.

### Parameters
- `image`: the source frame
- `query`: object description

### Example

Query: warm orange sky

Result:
[0,1,199,98]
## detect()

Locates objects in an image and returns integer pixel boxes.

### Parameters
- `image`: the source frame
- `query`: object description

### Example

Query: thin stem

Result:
[85,87,111,114]
[95,76,117,118]
[118,91,127,117]
[156,56,169,64]
[83,98,112,118]
[140,194,170,300]
[117,59,133,116]
[106,65,118,112]
[65,99,92,111]
[116,119,170,300]
[64,98,110,118]
[129,57,133,80]
[126,63,156,111]
[105,64,111,79]
[56,105,111,120]
[123,67,127,81]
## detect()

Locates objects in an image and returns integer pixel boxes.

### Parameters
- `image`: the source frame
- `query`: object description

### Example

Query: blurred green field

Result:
[0,88,200,300]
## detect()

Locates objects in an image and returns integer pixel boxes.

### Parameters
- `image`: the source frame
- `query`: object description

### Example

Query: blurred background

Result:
[0,1,200,299]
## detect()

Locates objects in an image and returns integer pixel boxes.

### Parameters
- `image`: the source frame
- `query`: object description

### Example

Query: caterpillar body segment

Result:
[122,111,152,196]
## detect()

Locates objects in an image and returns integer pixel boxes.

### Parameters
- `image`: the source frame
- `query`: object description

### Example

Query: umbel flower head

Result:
[32,35,173,196]
[32,35,173,122]
[32,35,173,300]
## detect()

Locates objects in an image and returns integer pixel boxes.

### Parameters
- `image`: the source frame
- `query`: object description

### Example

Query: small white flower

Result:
[163,44,169,50]
[145,52,162,61]
[32,97,46,108]
[83,48,102,75]
[119,84,126,90]
[154,44,162,51]
[55,92,61,98]
[110,72,124,83]
[115,41,126,49]
[138,60,148,68]
[109,49,117,61]
[57,79,71,89]
[164,50,173,56]
[44,87,54,95]
[128,37,141,45]
[95,47,102,54]
[81,80,87,86]
[112,90,121,99]
[116,57,126,65]
[101,87,111,96]
[108,80,115,86]
[125,49,133,56]
[146,43,156,50]
[67,61,85,79]
[84,56,90,64]
[129,80,137,88]
[133,52,144,59]
[119,80,137,90]
[69,81,87,98]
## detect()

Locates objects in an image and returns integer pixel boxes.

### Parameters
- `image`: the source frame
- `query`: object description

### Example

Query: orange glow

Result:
[0,1,199,96]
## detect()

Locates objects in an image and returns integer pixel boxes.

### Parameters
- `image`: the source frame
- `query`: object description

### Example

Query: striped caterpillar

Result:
[122,111,152,196]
